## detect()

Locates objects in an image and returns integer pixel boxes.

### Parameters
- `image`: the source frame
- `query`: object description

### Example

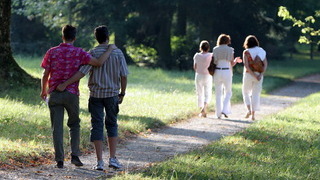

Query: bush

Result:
[126,44,158,67]
[171,35,198,70]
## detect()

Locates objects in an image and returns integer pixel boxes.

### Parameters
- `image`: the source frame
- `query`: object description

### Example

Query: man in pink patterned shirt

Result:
[40,25,115,169]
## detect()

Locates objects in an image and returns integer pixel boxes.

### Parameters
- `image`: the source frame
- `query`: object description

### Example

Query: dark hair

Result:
[94,25,109,44]
[199,40,210,52]
[217,34,231,46]
[62,25,76,41]
[243,35,259,49]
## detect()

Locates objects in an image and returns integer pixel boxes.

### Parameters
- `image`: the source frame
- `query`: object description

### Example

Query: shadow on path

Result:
[1,74,320,179]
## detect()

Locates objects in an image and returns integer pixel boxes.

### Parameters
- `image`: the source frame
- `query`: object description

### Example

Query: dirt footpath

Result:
[1,74,320,180]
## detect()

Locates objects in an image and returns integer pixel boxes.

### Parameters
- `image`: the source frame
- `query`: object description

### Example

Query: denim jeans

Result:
[89,96,119,142]
[48,90,81,162]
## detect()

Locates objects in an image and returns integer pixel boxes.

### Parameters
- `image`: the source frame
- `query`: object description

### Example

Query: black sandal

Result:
[222,113,228,118]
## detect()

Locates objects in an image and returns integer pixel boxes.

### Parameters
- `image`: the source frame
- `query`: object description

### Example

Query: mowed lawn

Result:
[1,54,320,168]
[114,92,320,179]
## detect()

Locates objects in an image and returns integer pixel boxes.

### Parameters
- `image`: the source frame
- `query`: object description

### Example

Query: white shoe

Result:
[109,157,122,169]
[93,160,104,171]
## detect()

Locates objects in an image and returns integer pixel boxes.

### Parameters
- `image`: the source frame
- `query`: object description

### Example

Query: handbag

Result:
[245,51,264,73]
[207,55,216,76]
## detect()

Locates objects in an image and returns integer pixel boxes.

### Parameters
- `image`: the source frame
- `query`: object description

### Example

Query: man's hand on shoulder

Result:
[108,44,117,51]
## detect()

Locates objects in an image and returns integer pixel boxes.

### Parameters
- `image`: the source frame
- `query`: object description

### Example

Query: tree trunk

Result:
[199,22,213,42]
[174,0,187,36]
[156,15,173,69]
[0,0,38,88]
[310,43,314,60]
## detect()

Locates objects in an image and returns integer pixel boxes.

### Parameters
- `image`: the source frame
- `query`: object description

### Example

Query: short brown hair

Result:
[243,35,259,49]
[95,25,109,44]
[62,25,76,41]
[217,34,231,46]
[199,40,210,52]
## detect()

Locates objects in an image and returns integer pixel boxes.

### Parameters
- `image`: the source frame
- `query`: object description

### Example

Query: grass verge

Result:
[112,92,320,179]
[0,55,320,167]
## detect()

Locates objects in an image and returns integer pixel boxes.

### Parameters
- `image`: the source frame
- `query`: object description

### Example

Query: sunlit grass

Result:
[115,92,320,179]
[14,55,43,79]
[266,59,320,79]
[1,56,202,163]
[1,53,320,166]
[283,43,320,61]
[0,98,53,161]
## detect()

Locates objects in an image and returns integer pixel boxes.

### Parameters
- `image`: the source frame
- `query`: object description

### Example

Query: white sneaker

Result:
[93,160,104,171]
[109,157,122,169]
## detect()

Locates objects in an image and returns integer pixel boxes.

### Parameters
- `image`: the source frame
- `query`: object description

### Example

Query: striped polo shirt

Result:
[79,44,129,98]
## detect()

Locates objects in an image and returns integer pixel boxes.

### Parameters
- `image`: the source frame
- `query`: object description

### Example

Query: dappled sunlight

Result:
[120,88,197,125]
[0,137,52,156]
[14,55,43,79]
[3,54,320,178]
[125,92,320,179]
[128,66,194,84]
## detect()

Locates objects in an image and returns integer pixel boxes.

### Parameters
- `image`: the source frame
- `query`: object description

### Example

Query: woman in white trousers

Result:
[242,35,268,120]
[193,40,213,117]
[212,34,242,119]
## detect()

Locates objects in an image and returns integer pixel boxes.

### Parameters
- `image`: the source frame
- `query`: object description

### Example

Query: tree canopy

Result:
[9,0,320,70]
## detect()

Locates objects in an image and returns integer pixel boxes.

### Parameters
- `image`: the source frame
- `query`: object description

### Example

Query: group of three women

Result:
[193,34,268,120]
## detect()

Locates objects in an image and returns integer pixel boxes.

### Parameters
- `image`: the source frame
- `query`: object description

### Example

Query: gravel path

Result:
[1,74,320,180]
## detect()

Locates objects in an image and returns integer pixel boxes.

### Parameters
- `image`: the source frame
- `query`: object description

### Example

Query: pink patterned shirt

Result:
[41,43,91,95]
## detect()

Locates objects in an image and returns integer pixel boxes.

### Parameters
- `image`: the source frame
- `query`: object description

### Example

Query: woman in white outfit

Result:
[193,40,213,117]
[242,35,268,120]
[213,34,242,119]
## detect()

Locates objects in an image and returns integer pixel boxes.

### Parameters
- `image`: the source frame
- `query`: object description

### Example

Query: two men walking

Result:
[41,25,128,170]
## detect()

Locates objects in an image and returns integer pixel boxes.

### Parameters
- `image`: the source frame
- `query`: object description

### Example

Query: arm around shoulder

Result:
[88,44,117,66]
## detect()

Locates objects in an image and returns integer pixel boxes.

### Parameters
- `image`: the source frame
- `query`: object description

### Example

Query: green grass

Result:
[1,54,320,166]
[112,92,320,180]
[283,43,320,61]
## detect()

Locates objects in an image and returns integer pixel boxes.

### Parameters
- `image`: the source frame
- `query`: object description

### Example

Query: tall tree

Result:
[0,0,37,87]
[174,0,187,36]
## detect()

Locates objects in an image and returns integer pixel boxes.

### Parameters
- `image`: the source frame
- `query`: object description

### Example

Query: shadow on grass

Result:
[0,119,51,144]
[143,124,319,179]
[0,86,42,106]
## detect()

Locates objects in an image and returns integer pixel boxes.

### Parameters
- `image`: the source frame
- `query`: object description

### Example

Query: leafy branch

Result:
[278,6,320,45]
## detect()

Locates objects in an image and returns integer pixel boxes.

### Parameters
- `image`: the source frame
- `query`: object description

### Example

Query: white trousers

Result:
[214,69,232,117]
[242,72,263,111]
[195,73,212,108]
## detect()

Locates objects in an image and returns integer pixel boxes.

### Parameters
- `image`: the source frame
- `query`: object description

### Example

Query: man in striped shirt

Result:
[57,25,129,170]
[41,25,115,169]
